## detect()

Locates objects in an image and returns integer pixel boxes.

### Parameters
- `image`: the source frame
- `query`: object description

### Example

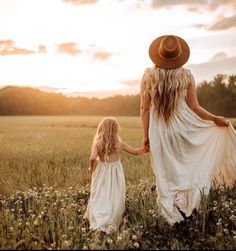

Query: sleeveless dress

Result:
[84,159,125,233]
[148,72,236,225]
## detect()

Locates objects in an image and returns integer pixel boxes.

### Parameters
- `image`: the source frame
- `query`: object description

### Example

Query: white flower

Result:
[133,242,140,248]
[107,238,113,244]
[132,235,138,241]
[117,236,122,242]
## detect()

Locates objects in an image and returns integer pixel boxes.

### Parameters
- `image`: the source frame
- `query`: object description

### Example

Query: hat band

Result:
[159,47,182,61]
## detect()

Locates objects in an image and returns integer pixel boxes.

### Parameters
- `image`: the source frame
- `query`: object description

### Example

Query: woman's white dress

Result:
[84,159,125,233]
[149,83,236,225]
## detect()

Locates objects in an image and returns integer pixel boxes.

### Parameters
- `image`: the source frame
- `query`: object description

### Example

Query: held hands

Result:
[139,146,150,154]
[213,116,230,127]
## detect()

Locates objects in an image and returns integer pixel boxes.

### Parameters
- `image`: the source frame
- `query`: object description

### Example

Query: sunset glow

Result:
[0,0,235,97]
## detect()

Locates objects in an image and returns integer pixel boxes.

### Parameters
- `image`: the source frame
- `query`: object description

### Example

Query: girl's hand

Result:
[213,116,230,127]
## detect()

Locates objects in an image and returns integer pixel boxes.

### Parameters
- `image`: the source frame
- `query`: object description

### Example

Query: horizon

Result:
[0,0,235,97]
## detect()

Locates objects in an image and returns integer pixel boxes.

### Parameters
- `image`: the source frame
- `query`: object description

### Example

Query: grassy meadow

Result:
[1,116,236,250]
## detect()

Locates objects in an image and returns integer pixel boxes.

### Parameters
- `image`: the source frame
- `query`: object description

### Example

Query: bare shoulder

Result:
[117,140,126,150]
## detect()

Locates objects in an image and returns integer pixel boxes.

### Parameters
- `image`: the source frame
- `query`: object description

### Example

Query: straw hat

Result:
[148,35,190,69]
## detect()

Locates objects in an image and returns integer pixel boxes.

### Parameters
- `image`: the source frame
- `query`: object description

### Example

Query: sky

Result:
[0,0,235,97]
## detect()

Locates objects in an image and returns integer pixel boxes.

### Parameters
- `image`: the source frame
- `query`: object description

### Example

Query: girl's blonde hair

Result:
[144,66,190,123]
[93,117,120,162]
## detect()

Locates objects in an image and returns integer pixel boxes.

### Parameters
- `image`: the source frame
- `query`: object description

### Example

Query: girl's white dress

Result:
[149,73,236,225]
[84,159,125,233]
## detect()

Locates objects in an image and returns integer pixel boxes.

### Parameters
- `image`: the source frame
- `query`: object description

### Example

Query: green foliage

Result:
[0,73,235,116]
[197,74,236,117]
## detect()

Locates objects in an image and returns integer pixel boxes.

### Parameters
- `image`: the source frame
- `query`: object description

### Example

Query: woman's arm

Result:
[121,141,148,155]
[88,143,98,173]
[186,73,229,127]
[140,72,151,148]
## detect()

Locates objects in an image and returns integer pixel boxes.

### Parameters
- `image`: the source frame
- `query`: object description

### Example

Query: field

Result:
[1,116,236,250]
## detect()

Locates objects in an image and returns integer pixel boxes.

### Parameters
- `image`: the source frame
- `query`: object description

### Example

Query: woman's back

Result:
[144,66,190,123]
[146,67,236,224]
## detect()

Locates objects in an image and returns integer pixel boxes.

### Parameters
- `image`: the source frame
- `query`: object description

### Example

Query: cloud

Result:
[188,55,236,83]
[210,52,228,61]
[0,40,14,47]
[38,45,46,54]
[121,79,140,87]
[208,15,236,31]
[57,42,81,55]
[92,51,112,60]
[36,86,64,93]
[0,39,35,56]
[64,0,98,5]
[150,0,236,11]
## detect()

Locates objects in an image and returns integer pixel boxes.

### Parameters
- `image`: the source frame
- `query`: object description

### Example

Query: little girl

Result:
[84,117,148,233]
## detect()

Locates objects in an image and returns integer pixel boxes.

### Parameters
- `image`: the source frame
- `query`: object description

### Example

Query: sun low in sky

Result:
[0,0,235,97]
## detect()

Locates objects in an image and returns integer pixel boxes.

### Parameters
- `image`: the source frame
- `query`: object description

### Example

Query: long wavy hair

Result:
[144,66,190,123]
[93,117,120,162]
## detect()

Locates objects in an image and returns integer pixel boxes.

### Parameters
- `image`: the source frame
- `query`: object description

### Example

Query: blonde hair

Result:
[144,66,190,123]
[93,117,120,162]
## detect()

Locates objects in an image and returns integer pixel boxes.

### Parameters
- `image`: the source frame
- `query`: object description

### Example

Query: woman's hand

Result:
[88,166,93,173]
[142,136,150,150]
[213,116,230,127]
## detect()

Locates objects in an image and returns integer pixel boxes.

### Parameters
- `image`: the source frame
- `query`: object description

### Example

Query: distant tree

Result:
[0,74,235,117]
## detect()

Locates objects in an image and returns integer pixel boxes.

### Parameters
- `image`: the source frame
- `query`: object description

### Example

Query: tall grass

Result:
[0,116,236,250]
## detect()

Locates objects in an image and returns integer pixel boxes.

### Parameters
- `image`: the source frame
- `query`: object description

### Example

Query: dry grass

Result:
[0,116,236,250]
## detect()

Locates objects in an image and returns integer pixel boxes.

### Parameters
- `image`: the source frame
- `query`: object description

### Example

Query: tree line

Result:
[0,74,235,117]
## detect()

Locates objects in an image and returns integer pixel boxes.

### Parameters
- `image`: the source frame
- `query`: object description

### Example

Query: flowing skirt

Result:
[149,101,236,225]
[84,159,125,233]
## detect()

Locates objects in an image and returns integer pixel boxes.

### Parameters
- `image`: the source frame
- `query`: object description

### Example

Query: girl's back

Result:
[96,141,122,163]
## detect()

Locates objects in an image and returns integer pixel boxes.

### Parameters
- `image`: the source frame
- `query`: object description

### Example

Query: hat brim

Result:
[148,35,190,69]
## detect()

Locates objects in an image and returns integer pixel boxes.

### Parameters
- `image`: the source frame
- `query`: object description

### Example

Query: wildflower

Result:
[62,234,67,239]
[133,242,140,248]
[132,235,138,241]
[82,245,89,250]
[224,229,229,234]
[117,236,122,242]
[81,227,86,233]
[62,240,70,249]
[107,238,113,244]
[9,227,14,232]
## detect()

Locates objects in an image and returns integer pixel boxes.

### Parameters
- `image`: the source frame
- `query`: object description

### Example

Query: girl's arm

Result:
[88,143,98,173]
[121,141,148,156]
[140,72,151,148]
[186,73,229,127]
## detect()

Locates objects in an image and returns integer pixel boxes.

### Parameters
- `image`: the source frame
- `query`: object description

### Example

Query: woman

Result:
[140,35,236,225]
